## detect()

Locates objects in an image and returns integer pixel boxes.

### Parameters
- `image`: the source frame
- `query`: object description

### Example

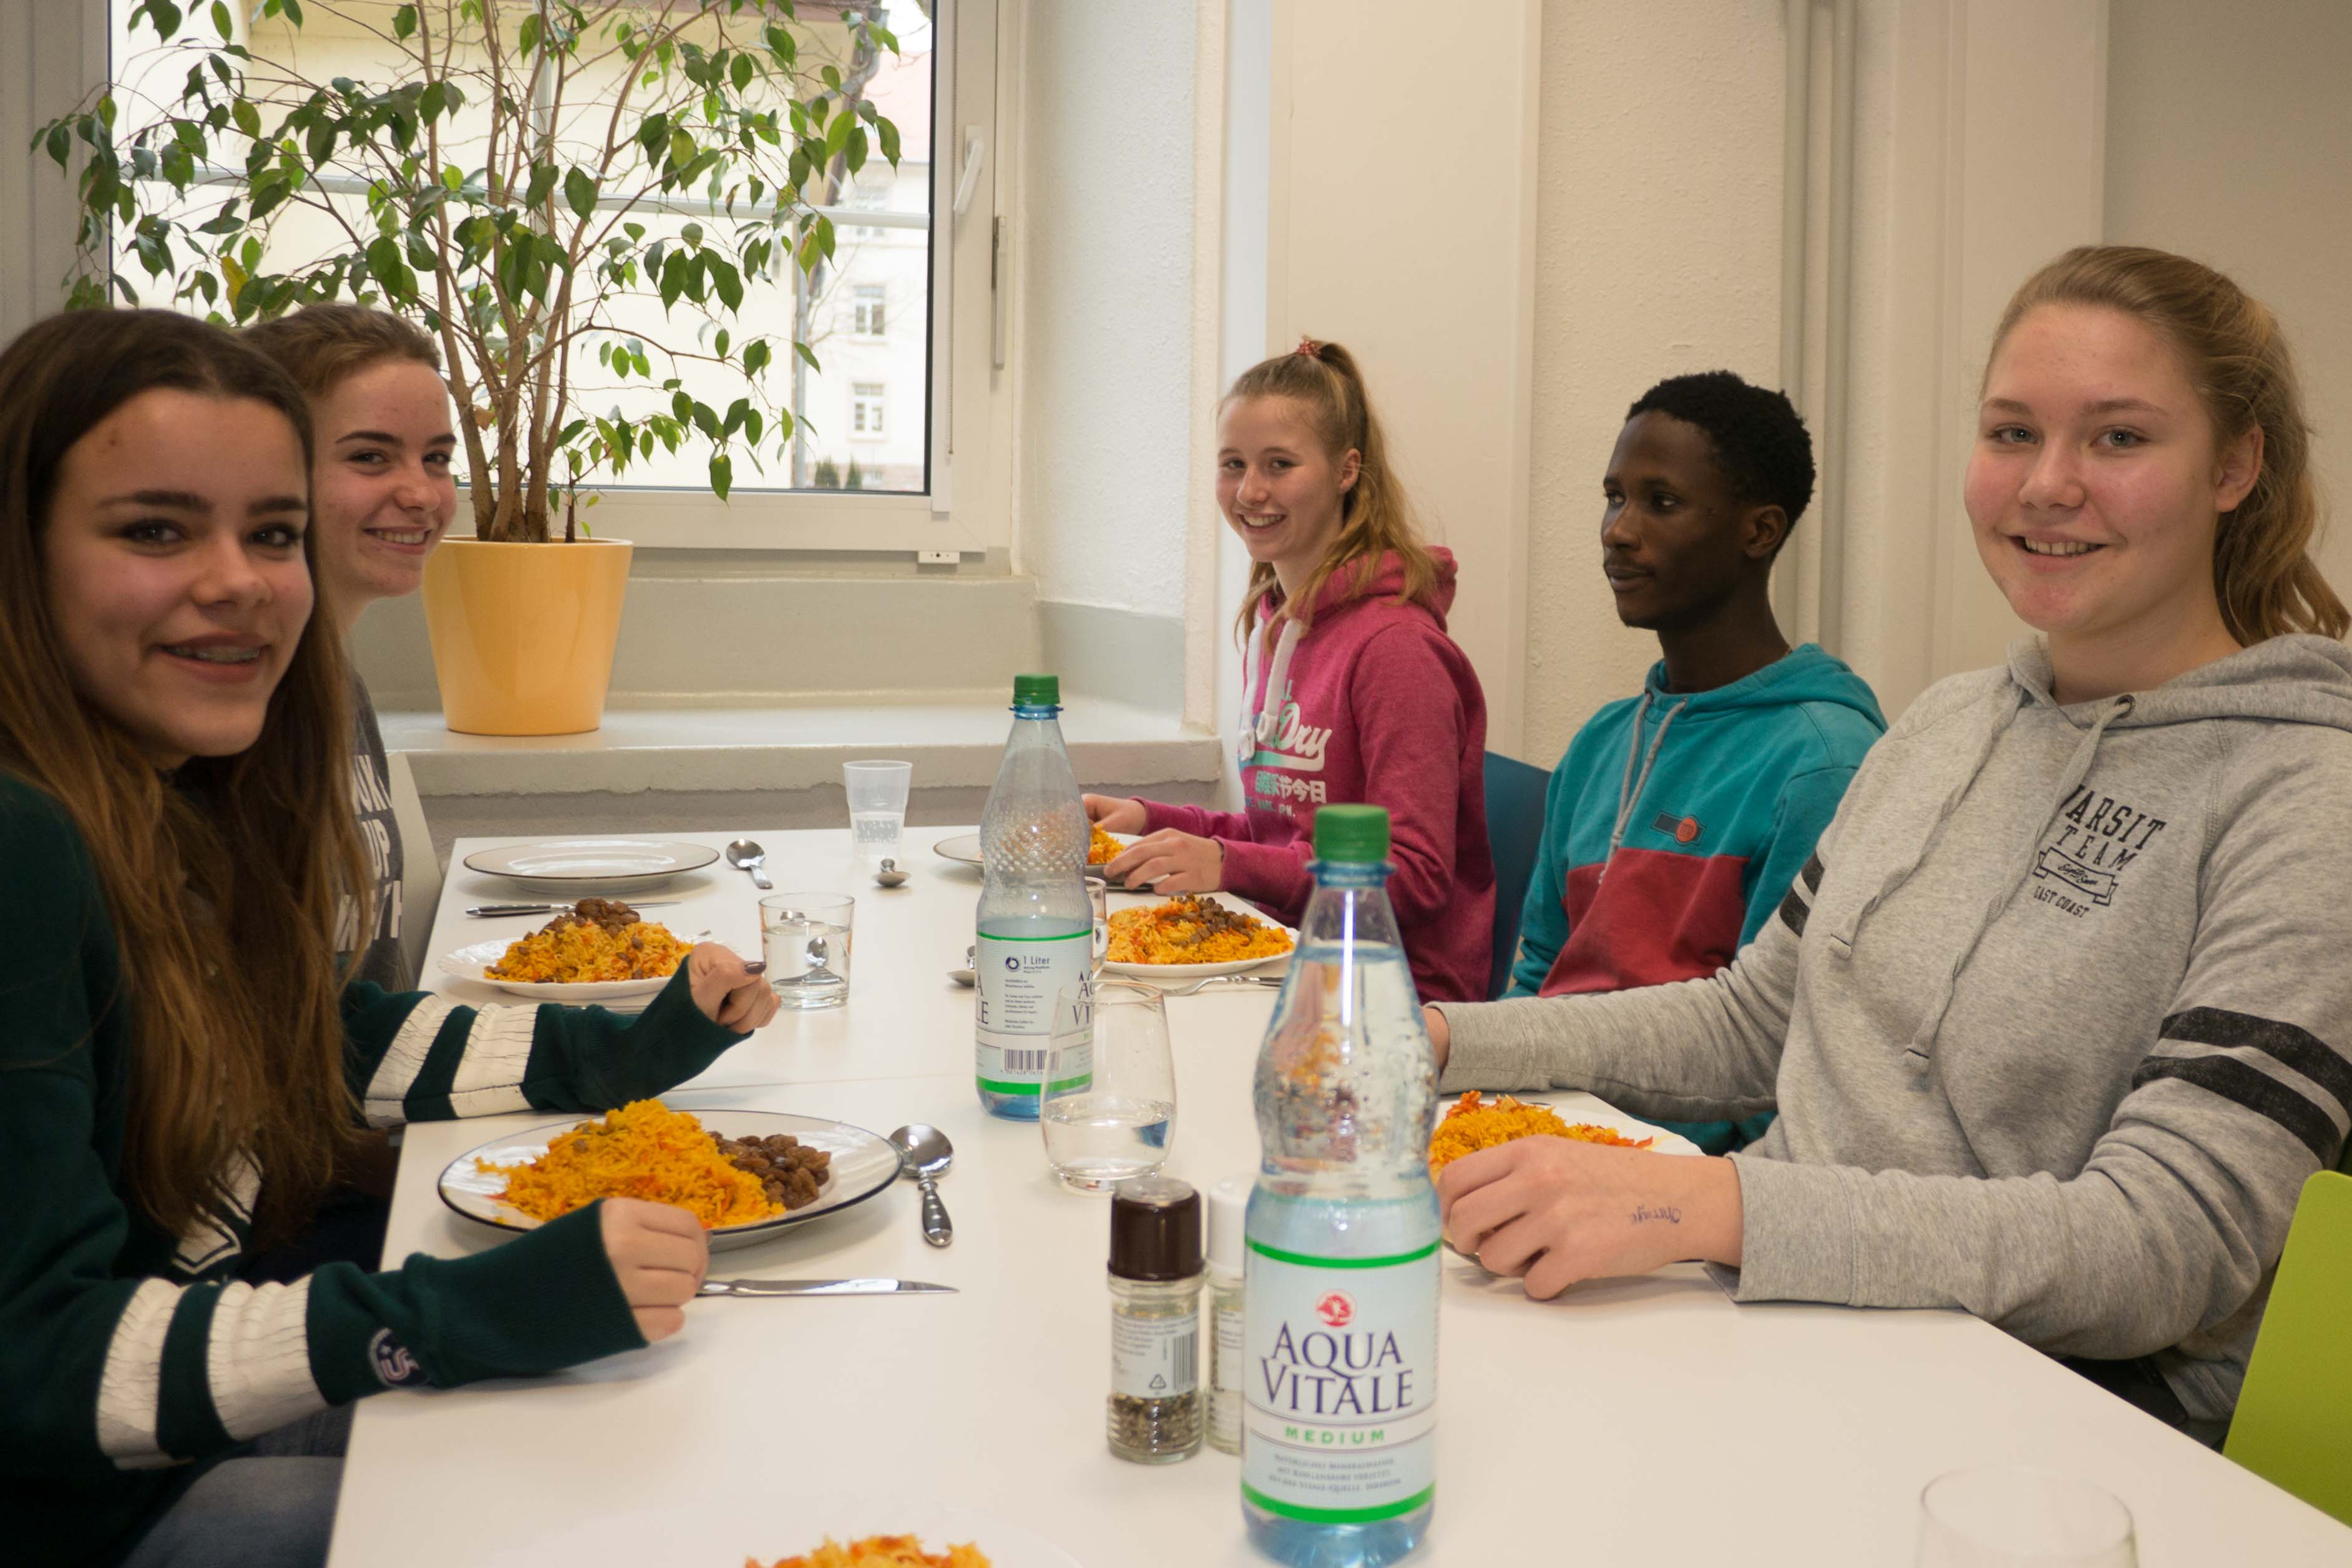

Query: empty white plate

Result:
[461,838,720,895]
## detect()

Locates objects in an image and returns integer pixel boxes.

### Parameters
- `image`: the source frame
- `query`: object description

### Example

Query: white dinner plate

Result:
[436,938,680,1003]
[1514,1098,1704,1157]
[439,1109,902,1252]
[934,830,1135,869]
[460,837,720,894]
[1100,891,1299,980]
[479,1493,1084,1567]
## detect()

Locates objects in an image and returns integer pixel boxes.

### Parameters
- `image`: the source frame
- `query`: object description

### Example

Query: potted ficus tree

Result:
[38,0,906,734]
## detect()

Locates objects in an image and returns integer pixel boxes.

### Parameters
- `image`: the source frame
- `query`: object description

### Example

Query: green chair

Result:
[1481,751,1554,999]
[2223,1169,2352,1526]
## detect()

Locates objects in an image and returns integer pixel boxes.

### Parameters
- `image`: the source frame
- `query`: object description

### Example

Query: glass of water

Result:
[1916,1466,2137,1567]
[842,759,912,862]
[759,892,855,1010]
[1042,978,1176,1193]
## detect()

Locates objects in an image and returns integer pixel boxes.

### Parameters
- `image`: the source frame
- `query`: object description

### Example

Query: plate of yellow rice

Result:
[1100,892,1297,980]
[437,923,693,1002]
[1428,1091,1701,1173]
[439,1101,903,1250]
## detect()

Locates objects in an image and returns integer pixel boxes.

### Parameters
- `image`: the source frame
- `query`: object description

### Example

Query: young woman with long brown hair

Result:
[0,309,776,1568]
[245,303,457,994]
[1085,338,1497,1002]
[1423,246,2352,1443]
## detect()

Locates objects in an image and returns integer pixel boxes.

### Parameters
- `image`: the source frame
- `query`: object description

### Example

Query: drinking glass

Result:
[1042,979,1176,1192]
[1916,1466,2137,1567]
[842,759,913,862]
[759,892,855,1010]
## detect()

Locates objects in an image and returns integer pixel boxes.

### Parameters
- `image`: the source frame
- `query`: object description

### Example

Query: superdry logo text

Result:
[2031,785,2170,917]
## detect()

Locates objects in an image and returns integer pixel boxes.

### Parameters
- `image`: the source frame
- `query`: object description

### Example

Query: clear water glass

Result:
[1084,874,1109,973]
[1916,1466,2137,1567]
[842,759,912,862]
[759,892,854,1010]
[1043,979,1176,1192]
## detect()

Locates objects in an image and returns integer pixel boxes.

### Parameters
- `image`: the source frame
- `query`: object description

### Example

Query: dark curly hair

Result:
[1626,371,1815,528]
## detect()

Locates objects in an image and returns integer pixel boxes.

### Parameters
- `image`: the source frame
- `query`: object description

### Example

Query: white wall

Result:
[0,0,107,342]
[1521,0,1788,764]
[2103,0,2352,600]
[1014,0,1198,616]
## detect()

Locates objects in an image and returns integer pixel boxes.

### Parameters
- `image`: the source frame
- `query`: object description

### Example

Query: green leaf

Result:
[713,328,730,358]
[233,99,261,137]
[822,64,842,91]
[681,220,703,248]
[517,11,540,56]
[419,81,447,122]
[710,256,743,311]
[792,339,820,372]
[282,0,303,25]
[741,339,771,376]
[709,452,732,500]
[525,160,559,208]
[564,166,597,220]
[393,4,416,40]
[210,1,232,40]
[877,116,900,165]
[824,109,852,158]
[140,1,185,42]
[730,52,754,93]
[658,249,688,309]
[844,127,866,175]
[44,123,70,168]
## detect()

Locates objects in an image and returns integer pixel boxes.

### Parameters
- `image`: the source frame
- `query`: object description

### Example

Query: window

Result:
[88,0,1003,553]
[852,382,887,439]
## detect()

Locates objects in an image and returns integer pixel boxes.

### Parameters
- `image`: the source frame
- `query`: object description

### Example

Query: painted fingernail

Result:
[740,960,767,975]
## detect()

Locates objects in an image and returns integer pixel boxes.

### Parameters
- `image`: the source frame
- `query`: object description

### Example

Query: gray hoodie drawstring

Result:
[1604,693,1686,874]
[1893,693,2137,1068]
[1237,616,1304,758]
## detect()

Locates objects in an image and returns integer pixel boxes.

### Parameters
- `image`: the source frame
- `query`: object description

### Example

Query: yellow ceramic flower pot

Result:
[419,537,633,736]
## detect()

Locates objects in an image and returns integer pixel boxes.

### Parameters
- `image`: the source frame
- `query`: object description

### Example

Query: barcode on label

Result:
[1002,1049,1047,1073]
[1174,1334,1196,1390]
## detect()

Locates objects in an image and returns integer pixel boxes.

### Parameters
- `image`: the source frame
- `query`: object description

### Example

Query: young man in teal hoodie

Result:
[1510,371,1885,1151]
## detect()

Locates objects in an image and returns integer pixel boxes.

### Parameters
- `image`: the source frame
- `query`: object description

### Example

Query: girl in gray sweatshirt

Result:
[1432,246,2352,1429]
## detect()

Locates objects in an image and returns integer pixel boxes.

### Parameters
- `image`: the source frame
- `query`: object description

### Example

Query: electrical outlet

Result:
[917,548,960,565]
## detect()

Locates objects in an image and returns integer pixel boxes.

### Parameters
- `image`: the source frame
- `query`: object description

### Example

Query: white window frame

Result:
[80,0,1005,558]
[852,284,888,339]
[851,381,887,439]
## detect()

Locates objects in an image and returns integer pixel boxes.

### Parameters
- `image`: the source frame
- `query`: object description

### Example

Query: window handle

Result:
[952,129,985,222]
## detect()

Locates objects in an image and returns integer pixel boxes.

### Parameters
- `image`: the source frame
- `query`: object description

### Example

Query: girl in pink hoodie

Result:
[1086,338,1496,1001]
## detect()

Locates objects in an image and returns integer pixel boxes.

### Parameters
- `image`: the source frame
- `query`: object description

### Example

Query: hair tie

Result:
[1294,335,1323,361]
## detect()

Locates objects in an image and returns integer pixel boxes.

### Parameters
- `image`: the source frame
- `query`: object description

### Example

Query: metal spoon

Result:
[725,837,772,890]
[874,857,909,888]
[887,1123,954,1247]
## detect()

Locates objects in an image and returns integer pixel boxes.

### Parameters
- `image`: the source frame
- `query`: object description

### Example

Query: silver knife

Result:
[467,900,680,917]
[697,1277,956,1297]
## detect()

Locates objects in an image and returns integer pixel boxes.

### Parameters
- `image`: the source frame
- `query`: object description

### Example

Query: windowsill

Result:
[381,694,1222,797]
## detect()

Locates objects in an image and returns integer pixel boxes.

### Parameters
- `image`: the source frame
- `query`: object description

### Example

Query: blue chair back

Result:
[1482,750,1554,998]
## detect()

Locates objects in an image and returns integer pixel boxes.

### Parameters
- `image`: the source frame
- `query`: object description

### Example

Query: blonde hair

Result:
[1226,338,1443,640]
[1990,245,2347,643]
[244,301,443,403]
[0,309,369,1248]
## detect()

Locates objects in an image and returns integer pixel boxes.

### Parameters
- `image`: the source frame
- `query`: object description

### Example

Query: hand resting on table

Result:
[1438,1137,1745,1299]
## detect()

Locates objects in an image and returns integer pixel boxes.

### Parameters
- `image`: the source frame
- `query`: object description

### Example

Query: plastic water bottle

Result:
[1242,804,1440,1566]
[974,673,1094,1120]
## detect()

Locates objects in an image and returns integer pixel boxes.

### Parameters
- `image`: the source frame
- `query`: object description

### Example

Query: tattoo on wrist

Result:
[1629,1204,1682,1225]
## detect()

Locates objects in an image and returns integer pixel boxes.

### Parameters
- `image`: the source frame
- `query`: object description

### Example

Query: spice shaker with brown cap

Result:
[1106,1176,1204,1463]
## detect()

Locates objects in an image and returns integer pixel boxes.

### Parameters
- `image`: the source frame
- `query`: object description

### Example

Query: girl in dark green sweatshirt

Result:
[0,309,777,1568]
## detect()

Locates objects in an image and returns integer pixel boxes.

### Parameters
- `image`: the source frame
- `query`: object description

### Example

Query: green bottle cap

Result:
[1012,673,1060,707]
[1313,804,1390,863]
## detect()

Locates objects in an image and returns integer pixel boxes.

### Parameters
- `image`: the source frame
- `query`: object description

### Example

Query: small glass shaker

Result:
[1106,1176,1204,1463]
[1204,1174,1250,1456]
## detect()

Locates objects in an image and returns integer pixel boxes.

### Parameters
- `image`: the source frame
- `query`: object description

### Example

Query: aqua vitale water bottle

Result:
[974,673,1094,1119]
[1242,804,1440,1566]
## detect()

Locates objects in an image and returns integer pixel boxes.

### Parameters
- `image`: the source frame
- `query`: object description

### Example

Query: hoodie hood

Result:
[1833,633,2352,1071]
[1246,549,1459,749]
[1640,642,1886,725]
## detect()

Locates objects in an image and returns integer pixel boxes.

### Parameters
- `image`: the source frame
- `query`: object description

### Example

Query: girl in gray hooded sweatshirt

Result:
[1429,245,2352,1435]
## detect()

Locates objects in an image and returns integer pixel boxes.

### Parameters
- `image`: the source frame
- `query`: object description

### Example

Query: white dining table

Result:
[327,827,2352,1567]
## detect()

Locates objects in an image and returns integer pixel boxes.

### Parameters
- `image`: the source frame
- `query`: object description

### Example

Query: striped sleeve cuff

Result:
[364,995,541,1127]
[95,1278,327,1470]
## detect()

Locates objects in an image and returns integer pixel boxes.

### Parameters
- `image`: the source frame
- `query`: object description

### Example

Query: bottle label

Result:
[1242,1240,1439,1524]
[1111,1311,1199,1400]
[973,931,1093,1094]
[1215,1301,1244,1398]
